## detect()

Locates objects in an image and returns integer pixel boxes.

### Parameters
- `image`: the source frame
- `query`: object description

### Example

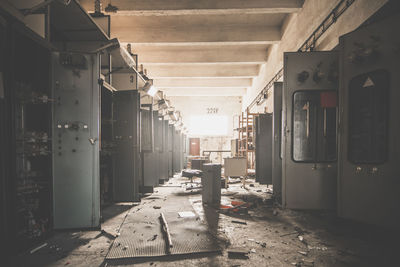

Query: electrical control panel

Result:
[0,21,55,256]
[0,17,7,259]
[283,51,339,210]
[141,107,156,192]
[100,86,114,205]
[11,29,53,251]
[337,14,400,227]
[173,129,182,173]
[141,107,154,152]
[151,111,162,186]
[52,52,100,229]
[272,82,283,204]
[112,90,141,202]
[160,120,170,182]
[167,124,174,177]
[153,111,164,185]
[156,115,169,183]
[255,114,272,185]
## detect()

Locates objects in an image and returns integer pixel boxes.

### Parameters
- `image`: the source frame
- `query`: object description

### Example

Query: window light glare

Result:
[147,85,158,97]
[189,115,228,136]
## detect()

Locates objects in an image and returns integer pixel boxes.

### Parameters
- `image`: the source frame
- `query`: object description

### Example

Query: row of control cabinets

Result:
[0,5,187,263]
[255,14,400,228]
[141,109,187,193]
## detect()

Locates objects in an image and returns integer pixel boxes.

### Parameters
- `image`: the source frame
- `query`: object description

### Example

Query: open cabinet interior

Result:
[100,85,114,205]
[12,27,52,251]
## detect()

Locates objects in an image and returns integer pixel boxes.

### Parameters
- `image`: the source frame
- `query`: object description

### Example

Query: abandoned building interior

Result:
[1,0,400,266]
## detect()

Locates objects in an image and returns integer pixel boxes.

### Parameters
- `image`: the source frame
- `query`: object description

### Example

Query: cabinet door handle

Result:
[303,101,310,138]
[88,138,97,145]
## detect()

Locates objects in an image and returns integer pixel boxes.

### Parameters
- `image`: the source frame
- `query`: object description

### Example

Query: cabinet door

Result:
[0,16,8,258]
[52,52,100,229]
[255,114,272,185]
[283,51,338,210]
[337,15,400,227]
[113,90,140,201]
[272,82,283,203]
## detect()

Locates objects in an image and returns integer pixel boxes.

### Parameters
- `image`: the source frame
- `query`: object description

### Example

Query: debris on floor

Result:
[159,212,173,254]
[178,211,196,218]
[147,234,158,241]
[227,177,242,184]
[227,248,249,259]
[292,259,315,266]
[298,251,308,256]
[30,243,48,254]
[308,245,327,251]
[231,220,247,225]
[298,235,308,245]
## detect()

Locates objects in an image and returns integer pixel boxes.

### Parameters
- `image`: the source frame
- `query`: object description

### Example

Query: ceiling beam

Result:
[130,44,269,64]
[80,0,304,15]
[112,23,281,45]
[153,78,252,88]
[163,87,246,96]
[145,64,260,78]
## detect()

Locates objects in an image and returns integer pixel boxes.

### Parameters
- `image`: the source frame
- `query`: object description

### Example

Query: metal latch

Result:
[88,138,97,145]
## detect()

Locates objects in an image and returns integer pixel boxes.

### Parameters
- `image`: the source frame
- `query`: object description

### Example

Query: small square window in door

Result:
[348,69,390,164]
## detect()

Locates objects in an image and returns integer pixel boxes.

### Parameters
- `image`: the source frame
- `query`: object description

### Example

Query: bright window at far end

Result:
[189,115,228,136]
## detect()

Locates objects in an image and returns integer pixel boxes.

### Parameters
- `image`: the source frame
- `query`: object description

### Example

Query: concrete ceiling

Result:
[80,0,304,97]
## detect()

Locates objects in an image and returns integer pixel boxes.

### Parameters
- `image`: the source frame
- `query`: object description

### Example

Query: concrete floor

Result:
[18,175,399,267]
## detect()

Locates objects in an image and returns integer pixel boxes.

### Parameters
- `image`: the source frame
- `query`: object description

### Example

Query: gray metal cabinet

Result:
[167,125,174,177]
[283,51,338,210]
[153,112,163,184]
[255,114,273,185]
[141,108,156,192]
[0,18,6,258]
[112,90,140,202]
[182,134,187,169]
[337,15,400,227]
[172,128,181,173]
[159,119,169,182]
[272,82,283,204]
[52,52,101,229]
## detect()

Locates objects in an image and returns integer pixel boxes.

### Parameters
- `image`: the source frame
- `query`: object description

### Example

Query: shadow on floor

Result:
[16,203,133,267]
[101,203,135,222]
[105,251,222,266]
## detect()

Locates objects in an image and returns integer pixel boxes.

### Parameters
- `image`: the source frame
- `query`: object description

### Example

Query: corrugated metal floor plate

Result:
[106,189,221,260]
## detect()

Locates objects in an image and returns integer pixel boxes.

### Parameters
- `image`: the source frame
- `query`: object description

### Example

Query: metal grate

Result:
[106,211,220,260]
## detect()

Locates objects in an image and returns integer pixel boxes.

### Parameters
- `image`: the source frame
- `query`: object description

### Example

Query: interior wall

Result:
[169,96,242,163]
[244,0,388,113]
[199,137,231,164]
